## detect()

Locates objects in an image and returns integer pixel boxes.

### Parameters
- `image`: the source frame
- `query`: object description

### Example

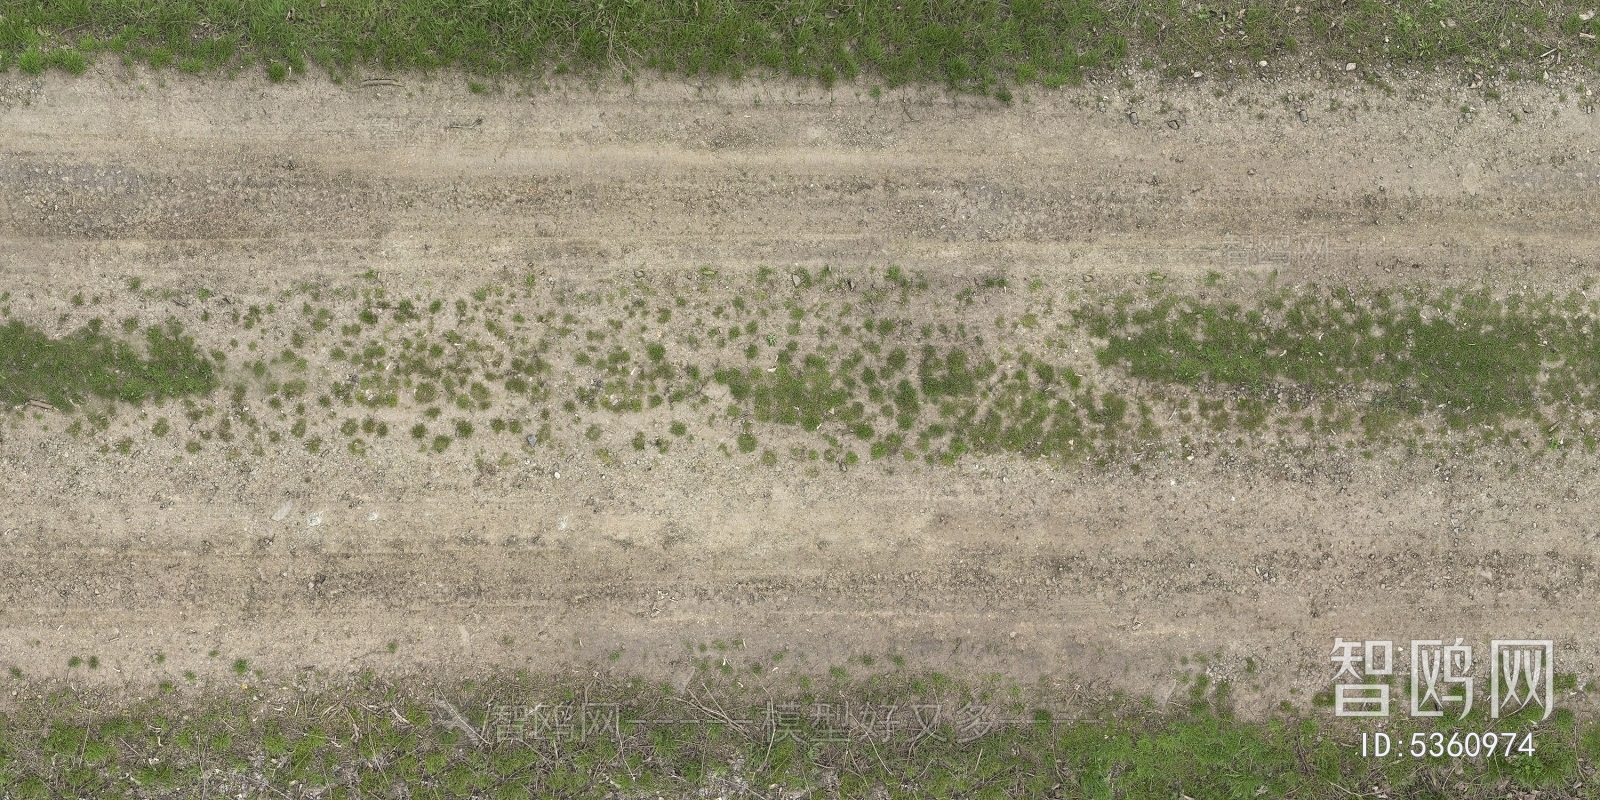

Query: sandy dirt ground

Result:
[3,63,1600,718]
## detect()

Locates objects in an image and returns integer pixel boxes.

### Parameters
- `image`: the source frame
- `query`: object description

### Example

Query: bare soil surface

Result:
[4,64,1600,718]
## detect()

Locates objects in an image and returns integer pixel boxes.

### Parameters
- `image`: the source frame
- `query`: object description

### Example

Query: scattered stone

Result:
[526,434,539,448]
[671,671,694,693]
[791,274,802,287]
[1298,109,1308,122]
[271,501,293,522]
[1127,111,1138,125]
[635,269,645,278]
[1345,62,1357,71]
[1166,119,1181,130]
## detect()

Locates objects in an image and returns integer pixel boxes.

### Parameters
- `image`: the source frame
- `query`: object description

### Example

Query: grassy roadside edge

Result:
[1,1,1600,94]
[0,667,1590,799]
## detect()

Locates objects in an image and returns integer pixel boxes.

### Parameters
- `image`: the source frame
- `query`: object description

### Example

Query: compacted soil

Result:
[3,64,1600,719]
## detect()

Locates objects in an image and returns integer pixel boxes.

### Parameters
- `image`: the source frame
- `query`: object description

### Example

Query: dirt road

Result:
[3,65,1600,717]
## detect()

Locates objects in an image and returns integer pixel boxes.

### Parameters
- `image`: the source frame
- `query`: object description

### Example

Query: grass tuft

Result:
[1086,288,1595,427]
[0,319,215,411]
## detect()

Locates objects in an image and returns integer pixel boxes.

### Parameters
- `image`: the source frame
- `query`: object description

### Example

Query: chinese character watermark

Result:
[1330,637,1554,720]
[445,698,1049,748]
[1222,234,1331,268]
[1492,641,1554,720]
[481,703,621,745]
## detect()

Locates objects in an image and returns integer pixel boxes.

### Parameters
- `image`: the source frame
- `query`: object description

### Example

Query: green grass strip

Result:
[0,318,217,410]
[1,1,1598,88]
[0,0,1117,89]
[1085,287,1600,427]
[0,675,1588,799]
